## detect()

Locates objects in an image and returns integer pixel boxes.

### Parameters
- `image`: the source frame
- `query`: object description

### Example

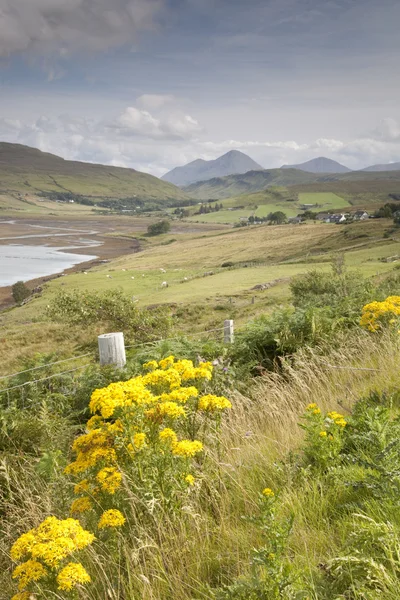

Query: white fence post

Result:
[224,319,234,344]
[98,332,126,368]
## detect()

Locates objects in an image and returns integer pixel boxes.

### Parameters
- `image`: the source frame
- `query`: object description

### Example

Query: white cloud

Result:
[1,111,400,176]
[0,0,164,58]
[111,104,202,140]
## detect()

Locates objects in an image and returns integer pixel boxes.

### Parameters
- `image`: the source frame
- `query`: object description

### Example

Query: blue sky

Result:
[0,0,399,175]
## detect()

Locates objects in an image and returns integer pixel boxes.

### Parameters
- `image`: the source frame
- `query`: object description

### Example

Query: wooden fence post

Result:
[98,332,126,368]
[224,320,234,344]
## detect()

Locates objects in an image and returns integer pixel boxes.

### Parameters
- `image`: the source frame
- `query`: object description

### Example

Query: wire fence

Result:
[0,325,229,398]
[0,320,382,402]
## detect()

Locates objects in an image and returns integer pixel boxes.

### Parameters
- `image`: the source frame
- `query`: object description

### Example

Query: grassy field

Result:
[0,216,398,375]
[298,192,350,210]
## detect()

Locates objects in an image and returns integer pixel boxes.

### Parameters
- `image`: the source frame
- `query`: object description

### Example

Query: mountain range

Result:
[161,150,263,186]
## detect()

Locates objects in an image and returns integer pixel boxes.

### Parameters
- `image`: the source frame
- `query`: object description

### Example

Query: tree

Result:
[12,281,31,304]
[267,211,287,225]
[147,220,171,236]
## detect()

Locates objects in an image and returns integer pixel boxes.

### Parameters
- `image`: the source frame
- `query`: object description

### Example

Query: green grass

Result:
[298,192,350,210]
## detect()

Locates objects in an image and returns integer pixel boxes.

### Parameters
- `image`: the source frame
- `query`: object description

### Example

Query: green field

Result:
[298,192,350,210]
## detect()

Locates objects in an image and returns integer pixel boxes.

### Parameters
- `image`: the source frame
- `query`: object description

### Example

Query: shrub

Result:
[147,220,171,236]
[12,281,30,304]
[47,289,171,343]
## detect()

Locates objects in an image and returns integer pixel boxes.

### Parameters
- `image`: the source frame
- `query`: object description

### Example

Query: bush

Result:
[12,281,30,304]
[47,289,171,343]
[147,220,171,236]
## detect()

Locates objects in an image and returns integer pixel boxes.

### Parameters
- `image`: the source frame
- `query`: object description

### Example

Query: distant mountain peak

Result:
[282,156,351,174]
[361,161,400,172]
[161,150,263,186]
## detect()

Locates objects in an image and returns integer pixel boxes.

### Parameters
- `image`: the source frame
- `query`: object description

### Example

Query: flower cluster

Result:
[9,356,232,599]
[66,355,231,534]
[10,516,93,595]
[360,296,400,332]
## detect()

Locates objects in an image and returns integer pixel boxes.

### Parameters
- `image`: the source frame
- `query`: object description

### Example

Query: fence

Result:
[0,320,235,400]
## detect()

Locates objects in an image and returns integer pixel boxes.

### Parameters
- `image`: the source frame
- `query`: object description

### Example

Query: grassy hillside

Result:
[183,168,319,199]
[184,166,400,204]
[184,191,351,224]
[0,142,190,205]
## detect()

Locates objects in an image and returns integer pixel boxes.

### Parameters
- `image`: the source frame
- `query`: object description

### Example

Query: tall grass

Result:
[2,331,400,599]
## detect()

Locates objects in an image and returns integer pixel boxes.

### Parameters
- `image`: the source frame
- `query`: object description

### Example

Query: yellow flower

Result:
[146,402,186,421]
[313,408,321,415]
[10,531,36,561]
[86,415,104,430]
[335,419,347,428]
[98,509,125,530]
[143,360,158,371]
[185,474,195,486]
[73,479,90,495]
[262,488,274,497]
[198,394,232,412]
[96,467,122,494]
[306,403,318,410]
[70,497,93,514]
[133,433,146,449]
[12,516,95,569]
[159,428,178,445]
[12,560,47,590]
[11,592,31,600]
[159,355,175,369]
[172,440,203,457]
[57,562,91,591]
[319,431,327,437]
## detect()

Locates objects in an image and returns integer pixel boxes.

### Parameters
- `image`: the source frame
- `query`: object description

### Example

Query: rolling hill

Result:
[183,168,320,199]
[281,156,351,173]
[161,150,263,186]
[362,161,400,172]
[0,142,189,206]
[183,165,400,202]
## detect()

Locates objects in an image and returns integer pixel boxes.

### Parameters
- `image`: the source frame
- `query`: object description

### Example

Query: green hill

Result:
[183,168,318,199]
[0,142,189,206]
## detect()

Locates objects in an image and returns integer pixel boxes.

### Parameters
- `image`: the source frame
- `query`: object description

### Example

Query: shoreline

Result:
[0,234,141,310]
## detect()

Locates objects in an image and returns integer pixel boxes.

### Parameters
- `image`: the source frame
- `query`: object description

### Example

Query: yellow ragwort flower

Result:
[185,474,195,486]
[12,560,47,591]
[98,509,126,530]
[198,394,232,412]
[262,488,275,497]
[172,440,203,457]
[70,496,93,515]
[133,433,146,449]
[11,592,31,600]
[159,428,178,445]
[57,562,91,591]
[319,431,327,438]
[96,467,122,494]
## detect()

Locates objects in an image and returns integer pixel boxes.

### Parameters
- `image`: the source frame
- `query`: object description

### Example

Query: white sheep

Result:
[131,276,135,280]
[160,268,166,273]
[161,281,168,288]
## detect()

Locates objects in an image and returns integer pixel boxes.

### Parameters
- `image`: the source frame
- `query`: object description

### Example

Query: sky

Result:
[0,0,400,176]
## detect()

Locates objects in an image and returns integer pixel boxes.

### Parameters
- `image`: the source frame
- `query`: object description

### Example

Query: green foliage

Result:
[11,280,31,304]
[47,288,171,342]
[147,219,171,236]
[267,210,287,224]
[216,492,302,600]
